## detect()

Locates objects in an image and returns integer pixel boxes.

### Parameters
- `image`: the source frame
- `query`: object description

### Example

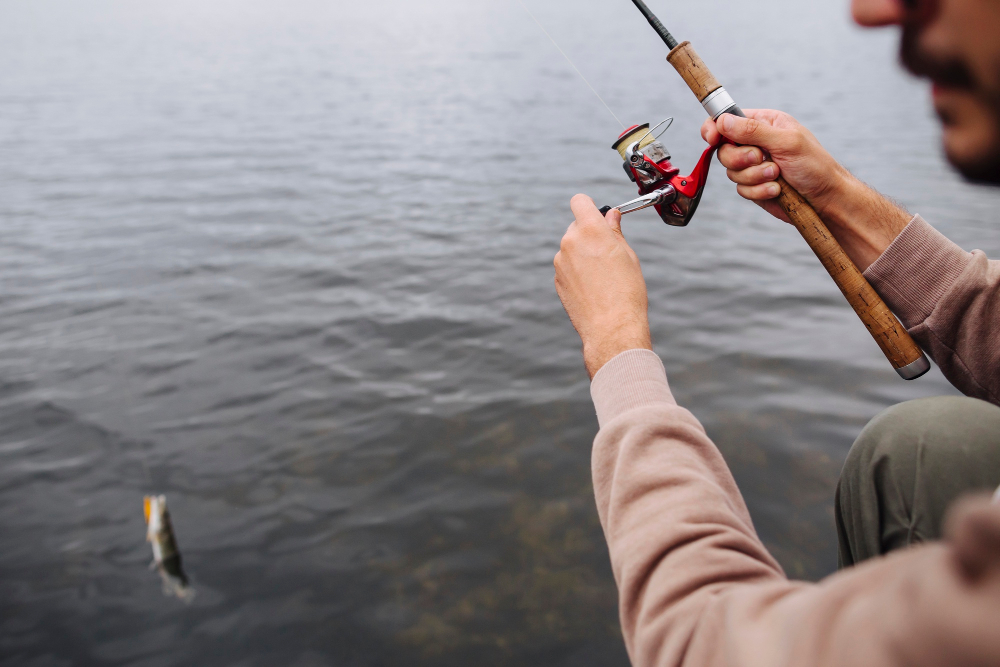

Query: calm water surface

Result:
[2,0,1000,664]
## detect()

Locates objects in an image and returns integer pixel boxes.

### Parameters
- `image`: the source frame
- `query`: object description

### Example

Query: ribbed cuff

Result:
[590,349,675,428]
[863,215,973,329]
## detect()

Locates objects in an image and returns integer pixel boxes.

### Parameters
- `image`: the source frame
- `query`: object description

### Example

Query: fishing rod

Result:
[609,0,930,380]
[516,0,721,228]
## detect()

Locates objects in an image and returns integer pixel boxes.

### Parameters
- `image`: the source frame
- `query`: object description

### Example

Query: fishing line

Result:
[516,0,625,129]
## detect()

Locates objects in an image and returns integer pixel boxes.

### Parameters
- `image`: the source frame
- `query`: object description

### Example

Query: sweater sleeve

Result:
[590,350,1000,667]
[863,215,1000,404]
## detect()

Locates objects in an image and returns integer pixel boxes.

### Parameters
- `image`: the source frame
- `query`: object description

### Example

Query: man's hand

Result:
[700,109,858,221]
[701,109,913,271]
[701,109,850,222]
[554,195,652,379]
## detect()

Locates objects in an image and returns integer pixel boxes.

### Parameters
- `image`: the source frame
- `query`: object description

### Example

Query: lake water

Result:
[2,0,999,664]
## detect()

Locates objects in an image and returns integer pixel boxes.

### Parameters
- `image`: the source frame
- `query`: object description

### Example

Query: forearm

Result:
[591,351,785,664]
[817,181,1000,401]
[862,217,1000,403]
[592,351,1000,667]
[810,170,913,272]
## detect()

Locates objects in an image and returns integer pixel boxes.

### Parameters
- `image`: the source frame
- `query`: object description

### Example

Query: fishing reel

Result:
[600,118,716,227]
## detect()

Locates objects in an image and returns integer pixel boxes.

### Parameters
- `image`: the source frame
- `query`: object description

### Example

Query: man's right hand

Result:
[701,109,850,223]
[701,109,913,272]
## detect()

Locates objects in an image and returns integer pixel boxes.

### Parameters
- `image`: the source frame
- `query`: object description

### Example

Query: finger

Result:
[569,193,606,228]
[740,108,785,123]
[605,207,623,235]
[736,182,782,201]
[701,117,721,145]
[726,161,780,186]
[718,144,764,170]
[715,113,785,151]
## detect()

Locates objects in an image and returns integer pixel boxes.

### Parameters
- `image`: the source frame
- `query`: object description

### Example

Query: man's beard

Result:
[900,27,1000,184]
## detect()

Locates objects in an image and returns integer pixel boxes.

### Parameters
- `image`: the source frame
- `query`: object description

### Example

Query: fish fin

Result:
[157,568,195,602]
[143,496,152,524]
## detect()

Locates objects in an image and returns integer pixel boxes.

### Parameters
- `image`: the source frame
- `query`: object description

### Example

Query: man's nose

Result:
[852,0,906,27]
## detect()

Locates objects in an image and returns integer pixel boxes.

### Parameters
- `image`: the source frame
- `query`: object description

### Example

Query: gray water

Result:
[2,0,999,664]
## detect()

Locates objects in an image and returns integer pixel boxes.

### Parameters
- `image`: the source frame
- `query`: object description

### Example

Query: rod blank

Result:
[628,0,678,49]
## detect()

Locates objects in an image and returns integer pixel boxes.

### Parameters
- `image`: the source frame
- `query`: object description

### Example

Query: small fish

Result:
[143,495,194,601]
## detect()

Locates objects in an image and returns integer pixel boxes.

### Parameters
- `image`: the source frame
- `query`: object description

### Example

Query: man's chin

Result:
[934,90,1000,184]
[943,133,1000,184]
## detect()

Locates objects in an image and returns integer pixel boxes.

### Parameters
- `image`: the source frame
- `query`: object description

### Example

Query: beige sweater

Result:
[590,216,1000,667]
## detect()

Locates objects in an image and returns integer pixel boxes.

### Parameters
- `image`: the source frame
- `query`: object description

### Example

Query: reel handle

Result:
[665,41,930,380]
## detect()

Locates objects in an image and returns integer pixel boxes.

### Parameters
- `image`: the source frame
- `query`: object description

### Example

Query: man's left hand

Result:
[554,194,652,379]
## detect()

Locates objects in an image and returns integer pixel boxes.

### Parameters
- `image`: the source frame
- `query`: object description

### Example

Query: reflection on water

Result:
[1,0,999,664]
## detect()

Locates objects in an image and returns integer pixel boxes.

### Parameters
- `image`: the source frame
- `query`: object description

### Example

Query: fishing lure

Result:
[143,495,195,601]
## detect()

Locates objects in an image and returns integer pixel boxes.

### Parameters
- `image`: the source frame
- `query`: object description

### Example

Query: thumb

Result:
[569,193,607,229]
[716,113,784,151]
[605,207,623,235]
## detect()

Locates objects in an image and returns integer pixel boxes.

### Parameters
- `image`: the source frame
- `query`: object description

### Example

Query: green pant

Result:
[835,396,1000,568]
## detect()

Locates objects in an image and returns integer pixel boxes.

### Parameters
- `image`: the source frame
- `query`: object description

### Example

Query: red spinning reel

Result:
[600,119,715,227]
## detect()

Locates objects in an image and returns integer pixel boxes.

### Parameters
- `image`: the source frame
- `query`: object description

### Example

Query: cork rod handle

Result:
[666,41,929,379]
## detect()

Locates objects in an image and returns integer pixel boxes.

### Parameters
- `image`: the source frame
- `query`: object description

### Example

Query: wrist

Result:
[582,324,652,379]
[803,162,856,221]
